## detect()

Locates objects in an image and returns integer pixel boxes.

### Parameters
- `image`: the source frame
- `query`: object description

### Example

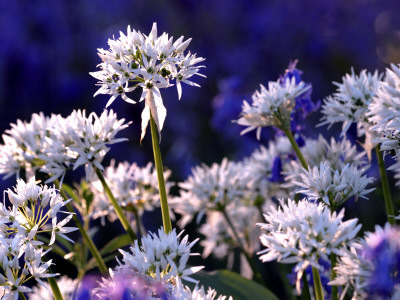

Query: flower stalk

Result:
[150,111,172,233]
[47,271,64,300]
[311,266,324,300]
[95,168,137,241]
[283,127,308,169]
[375,145,396,225]
[56,181,108,274]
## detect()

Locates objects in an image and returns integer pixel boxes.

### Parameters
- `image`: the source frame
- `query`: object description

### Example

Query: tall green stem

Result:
[47,270,64,300]
[221,208,263,284]
[95,168,137,241]
[375,145,396,225]
[312,267,324,300]
[283,128,308,169]
[19,292,27,300]
[149,113,172,233]
[331,253,338,300]
[56,181,108,274]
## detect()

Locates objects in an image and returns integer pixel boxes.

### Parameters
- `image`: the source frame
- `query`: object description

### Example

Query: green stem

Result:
[47,270,64,300]
[56,181,107,274]
[375,145,396,225]
[301,273,312,300]
[149,113,172,233]
[312,267,324,300]
[95,168,137,241]
[283,128,308,170]
[221,208,263,284]
[331,253,338,300]
[19,292,27,300]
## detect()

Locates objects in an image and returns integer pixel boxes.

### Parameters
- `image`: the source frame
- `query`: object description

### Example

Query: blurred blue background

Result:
[2,0,400,294]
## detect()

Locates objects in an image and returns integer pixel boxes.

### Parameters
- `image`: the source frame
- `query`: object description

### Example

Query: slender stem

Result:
[19,292,27,300]
[221,208,263,284]
[95,168,137,241]
[283,128,308,170]
[47,270,64,300]
[375,145,396,225]
[56,181,108,274]
[301,273,312,300]
[331,253,338,300]
[149,113,172,233]
[312,267,324,300]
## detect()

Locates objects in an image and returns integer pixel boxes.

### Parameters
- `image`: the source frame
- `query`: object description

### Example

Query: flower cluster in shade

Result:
[170,145,293,265]
[90,159,172,227]
[0,177,77,299]
[258,198,361,294]
[0,109,130,184]
[236,61,314,139]
[90,22,205,141]
[330,224,400,299]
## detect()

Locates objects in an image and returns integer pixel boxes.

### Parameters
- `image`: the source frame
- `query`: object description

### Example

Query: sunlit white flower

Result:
[171,277,233,300]
[90,23,205,141]
[319,68,382,135]
[368,63,400,133]
[290,161,374,207]
[236,77,311,139]
[258,199,361,293]
[119,227,203,284]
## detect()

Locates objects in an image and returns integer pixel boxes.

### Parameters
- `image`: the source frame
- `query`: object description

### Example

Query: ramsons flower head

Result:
[118,227,203,284]
[320,68,382,136]
[90,23,205,141]
[236,76,311,139]
[258,198,361,294]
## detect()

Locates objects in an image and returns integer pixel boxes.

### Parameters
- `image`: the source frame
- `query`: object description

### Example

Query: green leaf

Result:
[190,269,279,300]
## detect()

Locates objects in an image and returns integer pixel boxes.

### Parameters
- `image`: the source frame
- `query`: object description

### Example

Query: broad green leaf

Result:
[190,269,279,300]
[86,234,131,271]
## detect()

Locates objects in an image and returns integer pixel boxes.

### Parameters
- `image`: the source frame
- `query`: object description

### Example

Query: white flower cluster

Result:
[236,77,311,138]
[119,227,203,284]
[90,160,172,226]
[90,22,205,140]
[367,63,400,185]
[0,110,130,184]
[258,199,361,293]
[291,161,374,207]
[319,68,382,136]
[171,277,233,300]
[0,177,77,299]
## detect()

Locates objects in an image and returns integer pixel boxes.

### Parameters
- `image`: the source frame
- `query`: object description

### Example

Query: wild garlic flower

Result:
[290,161,374,207]
[0,177,77,299]
[170,278,233,300]
[330,224,400,299]
[258,199,361,294]
[368,63,400,133]
[41,109,130,183]
[90,160,172,226]
[236,77,311,139]
[30,276,79,300]
[171,158,246,227]
[119,227,203,284]
[319,68,382,136]
[90,22,205,140]
[0,113,58,179]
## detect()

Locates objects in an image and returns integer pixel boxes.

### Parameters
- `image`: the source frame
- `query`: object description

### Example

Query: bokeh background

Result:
[2,0,400,297]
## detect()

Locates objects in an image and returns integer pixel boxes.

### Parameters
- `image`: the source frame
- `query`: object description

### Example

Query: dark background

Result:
[1,1,400,296]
